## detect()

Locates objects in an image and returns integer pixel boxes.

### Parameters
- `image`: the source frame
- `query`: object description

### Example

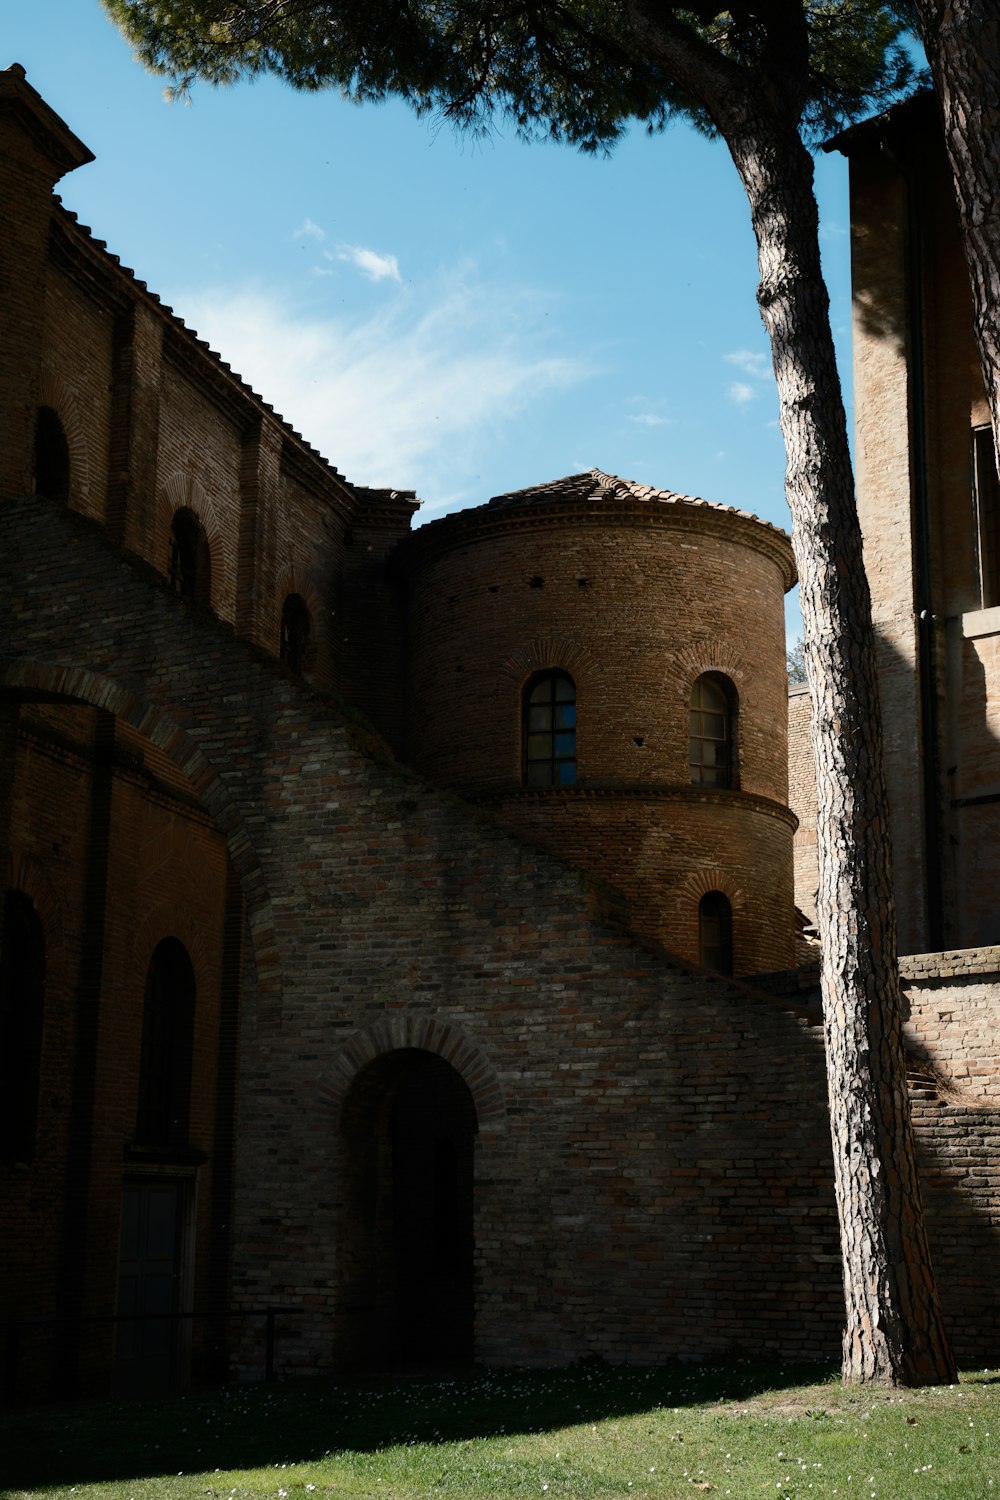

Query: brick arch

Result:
[36,370,91,514]
[314,1015,506,1135]
[132,905,215,990]
[5,848,61,939]
[499,637,598,688]
[158,472,228,610]
[0,656,280,1021]
[668,642,747,697]
[677,866,747,911]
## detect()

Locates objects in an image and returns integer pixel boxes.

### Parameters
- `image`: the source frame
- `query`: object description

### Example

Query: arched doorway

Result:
[339,1049,476,1370]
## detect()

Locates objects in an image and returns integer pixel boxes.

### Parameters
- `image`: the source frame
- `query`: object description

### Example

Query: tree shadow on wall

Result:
[0,1356,837,1490]
[900,1011,1000,1371]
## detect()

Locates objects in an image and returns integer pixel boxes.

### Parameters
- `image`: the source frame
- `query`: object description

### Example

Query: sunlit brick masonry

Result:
[2,66,999,1402]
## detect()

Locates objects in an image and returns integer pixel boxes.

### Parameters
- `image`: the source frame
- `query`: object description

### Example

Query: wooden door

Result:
[114,1181,181,1396]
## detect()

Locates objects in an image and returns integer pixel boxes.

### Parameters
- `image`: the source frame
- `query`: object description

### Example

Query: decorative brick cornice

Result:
[48,215,132,318]
[398,470,796,589]
[468,783,798,830]
[0,64,93,180]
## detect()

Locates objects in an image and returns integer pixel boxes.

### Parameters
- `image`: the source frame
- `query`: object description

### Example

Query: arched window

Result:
[524,671,576,786]
[136,938,196,1147]
[699,891,734,976]
[690,673,736,787]
[168,509,212,606]
[0,890,46,1163]
[34,406,70,502]
[280,593,311,675]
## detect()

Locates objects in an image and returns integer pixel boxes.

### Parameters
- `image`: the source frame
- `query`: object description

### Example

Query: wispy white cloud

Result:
[819,219,849,241]
[728,381,756,406]
[178,269,591,508]
[724,348,770,380]
[627,411,673,428]
[333,244,402,283]
[624,396,674,429]
[293,217,326,242]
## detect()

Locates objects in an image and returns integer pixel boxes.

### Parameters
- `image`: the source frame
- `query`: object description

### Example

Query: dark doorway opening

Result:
[339,1049,476,1370]
[114,1180,186,1397]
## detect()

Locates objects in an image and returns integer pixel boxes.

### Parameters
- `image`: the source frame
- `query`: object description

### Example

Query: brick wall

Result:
[2,497,846,1383]
[6,496,1000,1384]
[788,683,818,924]
[401,485,796,972]
[2,698,233,1396]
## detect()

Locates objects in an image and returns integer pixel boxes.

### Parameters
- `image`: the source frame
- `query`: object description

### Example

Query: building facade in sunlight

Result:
[2,67,999,1403]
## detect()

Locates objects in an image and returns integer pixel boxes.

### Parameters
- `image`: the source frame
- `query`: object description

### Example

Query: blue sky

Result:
[9,3,868,637]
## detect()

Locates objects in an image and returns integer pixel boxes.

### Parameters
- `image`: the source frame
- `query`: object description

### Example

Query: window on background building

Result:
[524,671,577,786]
[280,593,311,675]
[973,425,1000,607]
[34,406,70,502]
[136,938,196,1148]
[0,890,46,1163]
[690,673,736,787]
[168,509,212,606]
[699,891,733,976]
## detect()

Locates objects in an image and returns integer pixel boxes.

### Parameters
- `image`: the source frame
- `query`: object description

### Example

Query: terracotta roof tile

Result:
[486,468,790,543]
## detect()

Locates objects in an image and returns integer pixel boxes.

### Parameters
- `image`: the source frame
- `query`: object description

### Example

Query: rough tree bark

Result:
[916,0,1000,470]
[626,0,956,1384]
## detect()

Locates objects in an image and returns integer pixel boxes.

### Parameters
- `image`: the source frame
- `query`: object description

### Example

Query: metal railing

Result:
[2,1304,304,1406]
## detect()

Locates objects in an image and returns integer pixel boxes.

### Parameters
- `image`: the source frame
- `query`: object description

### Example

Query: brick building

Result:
[3,67,1000,1401]
[790,93,1000,959]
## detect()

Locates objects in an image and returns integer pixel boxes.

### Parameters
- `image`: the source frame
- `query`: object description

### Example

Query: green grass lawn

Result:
[3,1360,999,1500]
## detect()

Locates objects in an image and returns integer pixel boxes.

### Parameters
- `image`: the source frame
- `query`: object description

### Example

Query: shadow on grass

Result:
[1,1358,836,1489]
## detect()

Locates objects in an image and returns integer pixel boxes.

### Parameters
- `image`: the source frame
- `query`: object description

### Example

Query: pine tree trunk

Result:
[624,0,956,1385]
[727,116,955,1385]
[916,0,1000,471]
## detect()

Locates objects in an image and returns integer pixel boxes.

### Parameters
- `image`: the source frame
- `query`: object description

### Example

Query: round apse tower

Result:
[399,470,798,975]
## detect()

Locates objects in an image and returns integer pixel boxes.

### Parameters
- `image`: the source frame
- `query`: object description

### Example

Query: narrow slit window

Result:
[973,425,1000,607]
[168,509,212,606]
[136,938,196,1147]
[35,407,70,502]
[699,891,733,976]
[524,671,576,786]
[280,594,312,674]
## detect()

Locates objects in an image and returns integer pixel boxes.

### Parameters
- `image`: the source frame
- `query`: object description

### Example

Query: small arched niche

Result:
[698,890,734,976]
[280,593,312,676]
[168,509,212,607]
[337,1048,477,1370]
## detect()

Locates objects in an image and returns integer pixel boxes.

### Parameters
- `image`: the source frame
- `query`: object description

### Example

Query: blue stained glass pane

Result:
[555,705,576,729]
[558,761,577,785]
[554,733,576,757]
